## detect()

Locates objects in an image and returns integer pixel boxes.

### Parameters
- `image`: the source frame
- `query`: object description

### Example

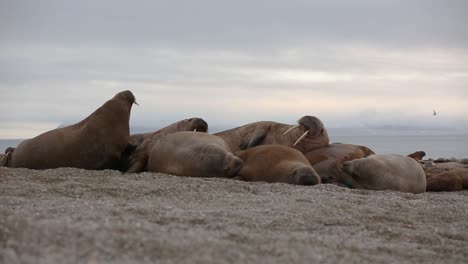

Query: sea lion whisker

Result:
[293,131,309,146]
[134,100,140,106]
[283,125,300,135]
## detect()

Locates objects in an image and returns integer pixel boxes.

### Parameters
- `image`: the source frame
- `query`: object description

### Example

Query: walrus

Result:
[425,172,463,192]
[407,151,426,161]
[234,145,321,185]
[147,131,243,178]
[124,118,208,173]
[214,115,329,154]
[338,154,426,194]
[304,143,375,183]
[0,147,15,167]
[11,90,138,170]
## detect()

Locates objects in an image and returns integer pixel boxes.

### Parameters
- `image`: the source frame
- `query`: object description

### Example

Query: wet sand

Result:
[1,167,467,263]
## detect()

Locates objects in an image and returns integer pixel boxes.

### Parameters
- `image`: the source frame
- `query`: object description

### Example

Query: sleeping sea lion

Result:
[338,154,426,194]
[425,172,463,192]
[234,145,321,185]
[304,143,375,183]
[11,90,137,170]
[214,115,329,154]
[147,131,242,178]
[124,118,208,173]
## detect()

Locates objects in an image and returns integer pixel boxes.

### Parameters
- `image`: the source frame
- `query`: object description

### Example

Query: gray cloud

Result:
[1,0,467,50]
[1,1,468,138]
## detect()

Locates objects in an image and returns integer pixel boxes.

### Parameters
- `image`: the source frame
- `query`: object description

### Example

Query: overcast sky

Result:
[1,0,467,138]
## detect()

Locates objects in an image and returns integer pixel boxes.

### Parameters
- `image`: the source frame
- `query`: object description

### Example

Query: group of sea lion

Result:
[2,90,467,194]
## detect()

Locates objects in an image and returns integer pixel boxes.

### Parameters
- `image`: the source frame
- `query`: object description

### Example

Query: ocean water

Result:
[330,134,468,159]
[1,134,467,159]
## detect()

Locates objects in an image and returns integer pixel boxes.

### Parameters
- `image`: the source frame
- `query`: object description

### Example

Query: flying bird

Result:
[433,109,437,116]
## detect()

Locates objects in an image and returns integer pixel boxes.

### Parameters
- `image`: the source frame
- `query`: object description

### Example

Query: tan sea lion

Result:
[214,115,329,154]
[407,151,426,161]
[338,154,426,194]
[124,118,208,173]
[234,145,321,185]
[11,90,137,170]
[426,172,463,192]
[147,131,242,178]
[304,143,375,183]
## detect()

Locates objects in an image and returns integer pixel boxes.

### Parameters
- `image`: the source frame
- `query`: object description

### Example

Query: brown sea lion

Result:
[124,118,208,173]
[407,151,426,161]
[11,90,137,170]
[304,143,375,183]
[214,115,329,154]
[338,154,426,194]
[446,168,468,189]
[234,145,321,185]
[0,147,15,167]
[426,172,463,192]
[147,132,242,178]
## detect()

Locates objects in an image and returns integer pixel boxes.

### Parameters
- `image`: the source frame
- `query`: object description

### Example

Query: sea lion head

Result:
[289,115,329,152]
[183,117,208,133]
[290,166,321,185]
[114,90,138,106]
[223,154,243,177]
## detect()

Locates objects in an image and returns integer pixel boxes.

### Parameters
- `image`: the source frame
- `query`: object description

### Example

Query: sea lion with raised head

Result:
[304,143,375,183]
[337,154,426,194]
[214,115,329,154]
[11,90,138,170]
[124,118,208,173]
[234,145,321,185]
[147,131,242,178]
[407,151,426,161]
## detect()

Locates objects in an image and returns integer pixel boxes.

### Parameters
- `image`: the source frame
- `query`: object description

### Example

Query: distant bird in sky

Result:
[433,109,437,116]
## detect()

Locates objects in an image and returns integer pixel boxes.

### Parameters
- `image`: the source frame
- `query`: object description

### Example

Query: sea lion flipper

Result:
[240,131,267,150]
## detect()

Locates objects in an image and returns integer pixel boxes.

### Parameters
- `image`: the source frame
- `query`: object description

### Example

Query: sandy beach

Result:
[1,167,467,263]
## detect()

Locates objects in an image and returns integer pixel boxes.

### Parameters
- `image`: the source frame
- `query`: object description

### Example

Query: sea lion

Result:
[407,151,426,161]
[11,90,137,170]
[214,115,329,154]
[124,118,208,173]
[338,154,426,194]
[426,172,463,192]
[0,147,15,167]
[234,145,321,185]
[446,168,468,189]
[304,143,375,183]
[147,131,242,178]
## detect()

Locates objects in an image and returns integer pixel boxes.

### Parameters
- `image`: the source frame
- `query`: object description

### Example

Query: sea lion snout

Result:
[292,166,321,185]
[224,156,243,177]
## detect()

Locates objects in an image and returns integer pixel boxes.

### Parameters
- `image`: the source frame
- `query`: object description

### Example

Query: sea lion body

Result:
[425,172,463,192]
[147,132,242,178]
[124,118,208,173]
[11,90,136,170]
[305,143,375,183]
[215,116,329,154]
[340,154,426,194]
[235,145,321,185]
